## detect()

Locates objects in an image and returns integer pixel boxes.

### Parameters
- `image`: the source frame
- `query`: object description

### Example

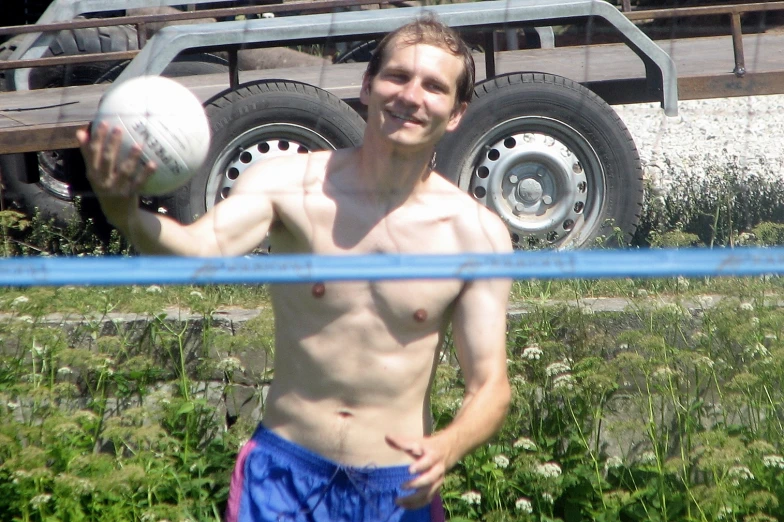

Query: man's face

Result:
[361,40,467,151]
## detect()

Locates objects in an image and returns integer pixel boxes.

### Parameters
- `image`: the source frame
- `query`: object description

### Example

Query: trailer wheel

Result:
[162,80,366,224]
[436,72,642,249]
[0,24,228,227]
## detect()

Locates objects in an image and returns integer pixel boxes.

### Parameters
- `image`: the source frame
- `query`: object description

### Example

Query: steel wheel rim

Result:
[461,116,605,249]
[206,123,335,210]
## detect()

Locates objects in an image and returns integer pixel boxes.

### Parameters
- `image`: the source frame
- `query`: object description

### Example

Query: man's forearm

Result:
[438,376,511,468]
[102,196,200,256]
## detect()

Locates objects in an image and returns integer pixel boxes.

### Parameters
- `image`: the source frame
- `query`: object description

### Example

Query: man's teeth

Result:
[390,111,417,123]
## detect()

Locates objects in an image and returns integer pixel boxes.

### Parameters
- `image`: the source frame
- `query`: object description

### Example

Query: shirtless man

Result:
[78,15,512,522]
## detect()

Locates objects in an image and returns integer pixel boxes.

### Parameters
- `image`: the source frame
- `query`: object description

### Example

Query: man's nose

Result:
[398,80,423,106]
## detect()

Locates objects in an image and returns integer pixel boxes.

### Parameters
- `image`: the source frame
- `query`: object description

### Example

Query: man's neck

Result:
[355,142,434,207]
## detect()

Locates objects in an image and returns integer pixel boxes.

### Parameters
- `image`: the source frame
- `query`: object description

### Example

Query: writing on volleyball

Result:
[132,120,185,176]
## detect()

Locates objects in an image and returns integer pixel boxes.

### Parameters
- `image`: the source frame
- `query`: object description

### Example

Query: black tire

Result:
[0,25,228,228]
[7,24,140,91]
[333,40,377,64]
[0,34,84,223]
[436,72,643,249]
[162,80,366,224]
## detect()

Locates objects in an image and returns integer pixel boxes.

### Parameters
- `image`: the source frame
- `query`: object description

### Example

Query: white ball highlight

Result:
[93,76,210,196]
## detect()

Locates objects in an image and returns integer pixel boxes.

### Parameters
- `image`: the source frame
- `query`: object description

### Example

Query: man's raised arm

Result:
[77,123,275,257]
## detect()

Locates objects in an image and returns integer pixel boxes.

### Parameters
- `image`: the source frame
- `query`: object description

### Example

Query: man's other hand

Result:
[385,433,454,510]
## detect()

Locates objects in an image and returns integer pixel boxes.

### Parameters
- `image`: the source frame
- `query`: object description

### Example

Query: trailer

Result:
[1,0,783,248]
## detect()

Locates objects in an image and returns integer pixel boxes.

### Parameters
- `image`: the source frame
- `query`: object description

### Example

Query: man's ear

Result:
[360,74,372,106]
[446,101,468,132]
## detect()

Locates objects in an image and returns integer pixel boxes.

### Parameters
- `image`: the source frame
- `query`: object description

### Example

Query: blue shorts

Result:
[226,425,445,522]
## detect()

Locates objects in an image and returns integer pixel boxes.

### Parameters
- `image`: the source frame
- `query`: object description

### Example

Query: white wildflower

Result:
[522,344,543,360]
[545,361,571,377]
[677,276,689,289]
[493,454,510,469]
[636,289,648,297]
[57,366,73,376]
[29,494,51,510]
[510,375,527,386]
[11,296,29,306]
[744,342,770,358]
[694,356,715,370]
[513,437,537,451]
[535,462,562,479]
[580,305,594,316]
[460,490,482,505]
[697,295,713,309]
[652,366,678,380]
[605,456,623,470]
[541,492,555,504]
[763,455,784,469]
[751,316,760,326]
[717,505,733,520]
[552,373,575,391]
[7,401,19,410]
[11,470,30,483]
[72,477,94,495]
[739,302,754,311]
[190,290,204,300]
[514,497,533,513]
[640,451,656,464]
[146,285,162,294]
[217,356,244,373]
[727,465,754,485]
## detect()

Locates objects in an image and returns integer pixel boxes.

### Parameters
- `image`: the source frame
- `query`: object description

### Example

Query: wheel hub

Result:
[470,130,590,247]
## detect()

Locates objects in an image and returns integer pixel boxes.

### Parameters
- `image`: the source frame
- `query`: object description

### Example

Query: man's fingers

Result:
[385,434,424,458]
[403,463,444,490]
[408,451,437,475]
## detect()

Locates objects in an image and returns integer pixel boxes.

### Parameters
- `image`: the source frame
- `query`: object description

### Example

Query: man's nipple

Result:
[413,308,428,322]
[312,282,326,298]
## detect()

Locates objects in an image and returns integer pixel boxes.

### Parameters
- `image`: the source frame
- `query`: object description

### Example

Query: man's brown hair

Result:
[364,14,475,108]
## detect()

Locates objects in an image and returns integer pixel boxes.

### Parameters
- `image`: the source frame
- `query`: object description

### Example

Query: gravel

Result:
[614,94,784,198]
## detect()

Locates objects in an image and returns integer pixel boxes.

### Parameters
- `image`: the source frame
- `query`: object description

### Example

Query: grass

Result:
[2,274,784,521]
[3,205,784,520]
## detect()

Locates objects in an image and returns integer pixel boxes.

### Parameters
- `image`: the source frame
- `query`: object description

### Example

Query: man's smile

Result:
[387,109,423,125]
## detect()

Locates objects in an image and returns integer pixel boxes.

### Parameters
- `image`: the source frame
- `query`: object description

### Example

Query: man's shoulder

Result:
[236,149,339,194]
[427,174,512,253]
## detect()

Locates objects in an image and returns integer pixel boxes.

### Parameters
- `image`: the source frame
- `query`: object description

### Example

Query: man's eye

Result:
[386,73,408,83]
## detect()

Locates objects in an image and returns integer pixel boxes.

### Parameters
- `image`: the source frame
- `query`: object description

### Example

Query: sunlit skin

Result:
[77,35,512,512]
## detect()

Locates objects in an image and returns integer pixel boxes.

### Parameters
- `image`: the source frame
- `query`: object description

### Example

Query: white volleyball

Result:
[93,75,210,196]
